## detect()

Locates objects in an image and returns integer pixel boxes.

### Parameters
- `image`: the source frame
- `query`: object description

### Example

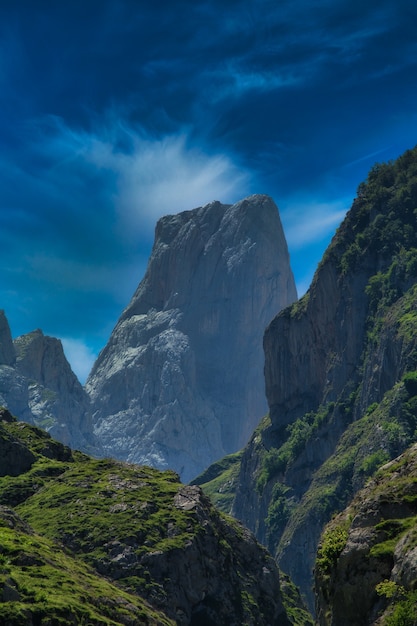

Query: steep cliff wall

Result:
[232,147,417,610]
[87,194,297,482]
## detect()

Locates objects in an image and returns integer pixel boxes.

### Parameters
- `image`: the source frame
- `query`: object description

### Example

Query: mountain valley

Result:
[2,147,417,624]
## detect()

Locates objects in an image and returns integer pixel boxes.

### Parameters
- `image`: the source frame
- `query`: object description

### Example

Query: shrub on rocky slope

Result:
[315,442,417,626]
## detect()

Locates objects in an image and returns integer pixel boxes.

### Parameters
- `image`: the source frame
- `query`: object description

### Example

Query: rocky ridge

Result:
[195,147,417,612]
[86,194,297,481]
[315,442,417,625]
[0,409,292,625]
[0,311,95,453]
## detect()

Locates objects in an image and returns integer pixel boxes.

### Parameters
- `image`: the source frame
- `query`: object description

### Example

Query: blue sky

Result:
[1,0,417,382]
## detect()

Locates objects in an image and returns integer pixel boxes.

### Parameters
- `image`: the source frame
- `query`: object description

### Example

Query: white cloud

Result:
[281,198,348,249]
[61,338,97,384]
[86,128,250,239]
[40,117,250,241]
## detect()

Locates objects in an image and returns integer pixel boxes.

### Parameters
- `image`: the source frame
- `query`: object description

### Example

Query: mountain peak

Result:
[87,194,297,481]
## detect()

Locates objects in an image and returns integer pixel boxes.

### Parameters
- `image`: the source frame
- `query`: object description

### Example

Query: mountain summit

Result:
[86,194,297,481]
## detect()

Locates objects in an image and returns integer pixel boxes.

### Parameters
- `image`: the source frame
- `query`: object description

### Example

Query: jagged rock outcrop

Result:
[0,315,96,454]
[87,194,297,481]
[0,417,292,625]
[315,443,417,625]
[230,147,417,611]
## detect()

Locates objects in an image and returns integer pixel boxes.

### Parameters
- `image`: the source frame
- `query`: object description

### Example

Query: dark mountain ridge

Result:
[196,146,417,613]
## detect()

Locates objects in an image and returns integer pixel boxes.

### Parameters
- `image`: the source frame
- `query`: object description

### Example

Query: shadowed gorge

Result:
[3,147,417,624]
[195,146,417,619]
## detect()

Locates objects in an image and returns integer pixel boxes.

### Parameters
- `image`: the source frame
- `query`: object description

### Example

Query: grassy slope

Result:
[190,450,243,513]
[0,508,173,626]
[0,414,294,626]
[0,417,177,625]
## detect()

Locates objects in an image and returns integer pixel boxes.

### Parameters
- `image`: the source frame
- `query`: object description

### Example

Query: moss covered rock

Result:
[0,417,291,625]
[315,442,417,625]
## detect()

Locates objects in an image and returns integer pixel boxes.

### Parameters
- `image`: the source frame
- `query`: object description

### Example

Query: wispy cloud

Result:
[38,116,251,240]
[282,198,348,249]
[0,113,251,360]
[86,128,250,238]
[342,147,391,169]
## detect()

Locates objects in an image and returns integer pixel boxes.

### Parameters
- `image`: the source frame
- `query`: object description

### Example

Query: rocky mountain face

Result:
[86,194,297,482]
[197,147,417,612]
[315,442,417,625]
[0,410,292,625]
[0,311,95,453]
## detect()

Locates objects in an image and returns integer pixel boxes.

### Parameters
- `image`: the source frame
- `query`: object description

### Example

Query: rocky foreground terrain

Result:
[315,441,417,625]
[0,406,309,625]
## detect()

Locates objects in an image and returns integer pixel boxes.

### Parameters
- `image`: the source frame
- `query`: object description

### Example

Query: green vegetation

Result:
[0,416,295,625]
[384,590,417,626]
[288,291,310,319]
[316,438,417,624]
[359,449,390,476]
[279,381,417,574]
[370,516,417,560]
[279,571,314,626]
[257,403,335,492]
[0,517,174,625]
[16,457,195,568]
[403,370,417,396]
[335,148,417,277]
[316,522,349,573]
[376,579,405,600]
[190,450,242,513]
[265,481,294,546]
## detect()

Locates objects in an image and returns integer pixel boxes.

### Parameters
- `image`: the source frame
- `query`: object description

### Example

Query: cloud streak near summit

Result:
[1,0,417,380]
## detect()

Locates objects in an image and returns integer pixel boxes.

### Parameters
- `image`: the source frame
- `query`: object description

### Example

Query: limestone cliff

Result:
[86,194,296,482]
[0,316,95,453]
[230,147,417,611]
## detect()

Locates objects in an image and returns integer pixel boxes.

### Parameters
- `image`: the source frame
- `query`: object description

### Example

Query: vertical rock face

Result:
[86,194,297,482]
[231,147,417,611]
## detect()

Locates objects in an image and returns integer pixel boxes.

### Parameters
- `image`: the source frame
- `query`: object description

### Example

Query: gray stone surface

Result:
[0,316,96,455]
[87,195,297,481]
